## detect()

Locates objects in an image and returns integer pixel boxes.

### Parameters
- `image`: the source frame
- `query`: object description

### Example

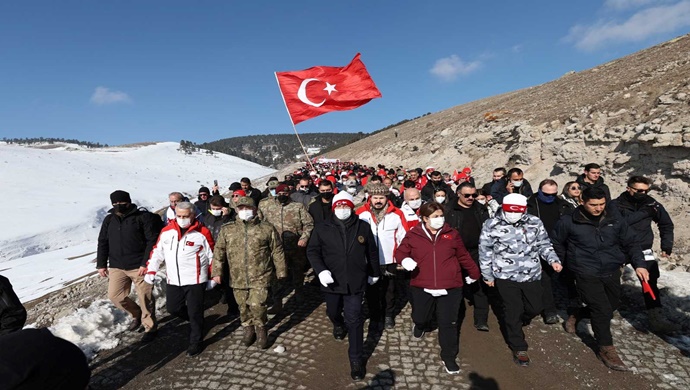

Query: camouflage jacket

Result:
[478,210,560,283]
[211,218,287,289]
[258,198,314,245]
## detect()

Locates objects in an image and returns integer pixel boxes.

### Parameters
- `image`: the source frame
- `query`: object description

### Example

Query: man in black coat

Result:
[421,171,452,202]
[576,163,612,202]
[526,179,574,325]
[308,180,335,224]
[611,176,678,333]
[0,275,26,335]
[97,190,159,342]
[307,191,380,381]
[552,187,648,371]
[194,186,212,217]
[490,167,533,204]
[444,182,498,331]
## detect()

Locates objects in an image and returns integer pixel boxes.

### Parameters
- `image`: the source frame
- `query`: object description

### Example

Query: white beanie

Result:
[502,193,528,213]
[332,191,355,210]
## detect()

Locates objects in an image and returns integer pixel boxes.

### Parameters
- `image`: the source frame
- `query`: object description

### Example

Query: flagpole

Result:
[274,72,317,173]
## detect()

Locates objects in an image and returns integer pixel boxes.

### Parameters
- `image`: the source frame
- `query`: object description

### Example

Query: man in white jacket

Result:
[356,183,410,330]
[145,202,214,357]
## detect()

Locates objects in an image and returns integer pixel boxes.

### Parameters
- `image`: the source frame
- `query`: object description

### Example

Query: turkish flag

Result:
[276,53,382,125]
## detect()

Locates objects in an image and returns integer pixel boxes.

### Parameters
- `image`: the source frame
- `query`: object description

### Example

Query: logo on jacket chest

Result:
[358,236,365,244]
[442,234,451,240]
[186,241,195,247]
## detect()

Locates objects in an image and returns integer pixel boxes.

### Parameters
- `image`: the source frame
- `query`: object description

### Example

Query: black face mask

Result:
[632,192,648,201]
[321,192,334,201]
[278,195,289,204]
[114,204,130,214]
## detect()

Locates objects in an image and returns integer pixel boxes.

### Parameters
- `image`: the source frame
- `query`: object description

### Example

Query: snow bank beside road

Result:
[0,141,274,302]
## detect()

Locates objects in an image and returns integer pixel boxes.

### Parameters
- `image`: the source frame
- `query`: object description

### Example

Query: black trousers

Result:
[643,261,662,309]
[167,283,205,345]
[462,250,502,325]
[366,264,397,321]
[494,279,543,351]
[410,286,463,362]
[221,263,239,312]
[540,260,557,317]
[575,269,621,347]
[324,292,364,362]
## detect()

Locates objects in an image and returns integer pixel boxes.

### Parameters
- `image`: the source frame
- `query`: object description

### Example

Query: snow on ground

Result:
[0,141,274,302]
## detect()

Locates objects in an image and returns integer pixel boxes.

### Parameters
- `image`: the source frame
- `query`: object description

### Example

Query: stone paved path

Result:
[89,273,689,389]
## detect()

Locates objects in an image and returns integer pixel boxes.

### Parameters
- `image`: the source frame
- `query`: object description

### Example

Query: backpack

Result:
[137,207,165,237]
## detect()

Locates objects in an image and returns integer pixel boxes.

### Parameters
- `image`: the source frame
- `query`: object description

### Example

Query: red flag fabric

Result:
[276,53,382,124]
[642,279,657,300]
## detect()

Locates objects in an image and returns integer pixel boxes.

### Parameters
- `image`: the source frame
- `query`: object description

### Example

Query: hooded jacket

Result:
[0,275,27,336]
[211,217,287,289]
[308,193,334,224]
[147,219,214,286]
[611,192,673,253]
[551,207,645,276]
[479,210,560,283]
[395,223,480,289]
[307,213,380,294]
[356,201,409,265]
[97,204,161,270]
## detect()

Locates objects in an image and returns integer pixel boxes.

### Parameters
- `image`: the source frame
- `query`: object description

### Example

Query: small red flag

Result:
[642,280,657,300]
[276,53,382,125]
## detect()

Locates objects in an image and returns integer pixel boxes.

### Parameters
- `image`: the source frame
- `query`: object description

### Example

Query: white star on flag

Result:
[324,82,337,95]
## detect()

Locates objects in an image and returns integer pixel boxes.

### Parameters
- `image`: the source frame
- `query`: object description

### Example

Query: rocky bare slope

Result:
[322,33,690,262]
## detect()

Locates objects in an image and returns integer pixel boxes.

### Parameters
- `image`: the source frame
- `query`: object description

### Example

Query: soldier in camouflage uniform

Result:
[212,196,287,349]
[259,183,314,312]
[478,193,562,367]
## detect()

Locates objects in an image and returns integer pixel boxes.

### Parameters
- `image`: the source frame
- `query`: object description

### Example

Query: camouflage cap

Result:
[235,196,256,208]
[366,183,389,196]
[267,180,279,189]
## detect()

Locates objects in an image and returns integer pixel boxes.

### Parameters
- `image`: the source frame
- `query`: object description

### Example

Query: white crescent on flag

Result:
[297,78,326,107]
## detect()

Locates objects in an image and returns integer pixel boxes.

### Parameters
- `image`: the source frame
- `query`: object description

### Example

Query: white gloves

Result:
[368,276,379,285]
[465,276,477,285]
[206,280,218,290]
[144,273,156,285]
[401,257,417,271]
[318,270,334,287]
[423,288,448,297]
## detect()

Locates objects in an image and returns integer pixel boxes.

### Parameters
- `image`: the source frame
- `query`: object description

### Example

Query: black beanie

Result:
[198,186,210,195]
[110,190,131,204]
[228,182,242,191]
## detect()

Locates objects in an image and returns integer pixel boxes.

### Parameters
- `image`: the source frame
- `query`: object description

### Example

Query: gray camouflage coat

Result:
[479,210,560,283]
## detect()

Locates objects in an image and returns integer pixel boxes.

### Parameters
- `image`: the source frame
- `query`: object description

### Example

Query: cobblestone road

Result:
[89,273,689,389]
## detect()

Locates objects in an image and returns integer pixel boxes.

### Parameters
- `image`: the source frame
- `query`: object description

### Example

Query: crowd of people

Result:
[2,159,677,386]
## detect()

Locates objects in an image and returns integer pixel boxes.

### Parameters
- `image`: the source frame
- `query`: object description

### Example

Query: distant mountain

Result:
[197,132,367,168]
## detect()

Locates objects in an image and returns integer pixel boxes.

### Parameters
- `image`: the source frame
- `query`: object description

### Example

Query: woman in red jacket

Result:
[395,202,480,375]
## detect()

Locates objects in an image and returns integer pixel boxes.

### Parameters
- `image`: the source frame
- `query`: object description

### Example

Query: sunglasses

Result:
[462,193,478,198]
[199,193,209,197]
[569,186,580,190]
[630,188,650,194]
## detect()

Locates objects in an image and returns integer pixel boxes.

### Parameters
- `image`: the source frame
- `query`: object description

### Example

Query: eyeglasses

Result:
[199,193,209,197]
[630,187,650,194]
[462,193,478,198]
[232,195,241,198]
[569,186,580,190]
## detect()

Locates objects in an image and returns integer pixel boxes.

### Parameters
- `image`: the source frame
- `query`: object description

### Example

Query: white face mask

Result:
[408,199,422,209]
[504,212,523,224]
[435,196,446,204]
[397,175,404,181]
[209,209,222,217]
[176,217,192,228]
[346,187,357,195]
[477,199,486,205]
[429,216,445,230]
[238,209,254,221]
[334,208,352,220]
[511,180,523,187]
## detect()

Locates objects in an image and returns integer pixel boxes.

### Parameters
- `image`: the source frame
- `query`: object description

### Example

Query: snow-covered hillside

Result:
[0,141,275,301]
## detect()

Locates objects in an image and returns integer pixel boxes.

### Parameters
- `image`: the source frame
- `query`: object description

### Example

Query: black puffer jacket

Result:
[444,202,489,235]
[552,207,645,276]
[0,275,27,336]
[307,213,380,294]
[96,204,160,270]
[490,177,533,204]
[201,212,236,241]
[611,192,674,253]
